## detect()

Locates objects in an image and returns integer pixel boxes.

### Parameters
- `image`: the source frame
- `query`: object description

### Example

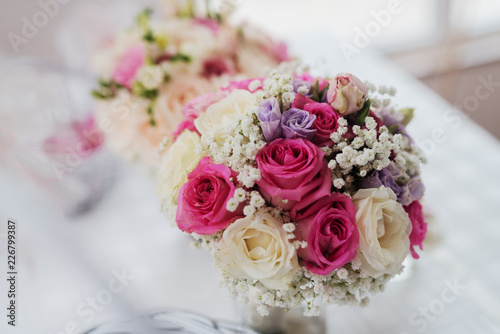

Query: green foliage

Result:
[399,108,414,126]
[356,99,372,125]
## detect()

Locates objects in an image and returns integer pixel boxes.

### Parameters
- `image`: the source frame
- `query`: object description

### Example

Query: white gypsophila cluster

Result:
[392,130,426,177]
[218,264,394,317]
[327,116,393,191]
[248,79,262,92]
[190,231,224,250]
[197,106,266,189]
[365,81,397,108]
[327,113,425,193]
[241,190,267,217]
[263,71,296,110]
[366,81,426,176]
[162,203,178,225]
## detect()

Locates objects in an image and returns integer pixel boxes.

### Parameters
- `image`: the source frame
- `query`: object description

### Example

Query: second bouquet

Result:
[92,4,288,171]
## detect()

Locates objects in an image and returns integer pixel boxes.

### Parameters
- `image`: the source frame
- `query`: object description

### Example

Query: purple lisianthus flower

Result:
[257,97,282,142]
[359,162,425,205]
[281,108,316,140]
[399,176,425,205]
[320,91,329,103]
[359,164,402,199]
[292,79,312,97]
[380,108,410,140]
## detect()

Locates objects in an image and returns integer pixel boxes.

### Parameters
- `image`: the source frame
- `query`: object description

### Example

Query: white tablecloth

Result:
[1,37,500,334]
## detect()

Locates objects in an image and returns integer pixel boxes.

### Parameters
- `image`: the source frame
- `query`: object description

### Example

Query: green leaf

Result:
[387,124,399,134]
[147,105,156,126]
[132,82,158,100]
[310,91,319,102]
[142,30,155,42]
[311,79,320,95]
[399,108,414,126]
[137,8,153,30]
[146,99,158,127]
[156,34,168,49]
[237,26,244,39]
[169,53,191,63]
[356,99,372,125]
[214,12,222,24]
[179,0,195,18]
[91,79,121,100]
[319,83,330,101]
[308,79,321,102]
[91,89,107,100]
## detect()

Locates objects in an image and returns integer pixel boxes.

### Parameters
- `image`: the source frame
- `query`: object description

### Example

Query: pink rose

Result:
[176,157,244,235]
[404,201,427,259]
[327,73,368,116]
[304,102,340,147]
[43,115,102,158]
[222,78,264,93]
[291,193,359,275]
[292,93,315,110]
[262,40,290,63]
[172,120,199,140]
[255,138,331,212]
[183,91,227,122]
[295,73,329,91]
[113,45,146,88]
[194,18,219,33]
[202,57,236,78]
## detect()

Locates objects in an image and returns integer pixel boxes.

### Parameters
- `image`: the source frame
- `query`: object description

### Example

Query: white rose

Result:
[194,89,255,145]
[352,186,411,278]
[214,211,299,290]
[156,130,202,215]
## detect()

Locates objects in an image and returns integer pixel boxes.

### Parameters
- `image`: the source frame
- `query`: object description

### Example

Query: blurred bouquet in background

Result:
[92,0,288,172]
[157,63,429,316]
[0,62,116,215]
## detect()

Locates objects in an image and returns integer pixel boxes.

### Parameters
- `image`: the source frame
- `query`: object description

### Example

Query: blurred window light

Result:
[233,0,500,77]
[449,0,500,35]
[233,0,444,52]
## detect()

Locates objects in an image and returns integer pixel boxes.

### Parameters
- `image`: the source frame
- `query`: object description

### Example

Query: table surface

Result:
[1,34,500,334]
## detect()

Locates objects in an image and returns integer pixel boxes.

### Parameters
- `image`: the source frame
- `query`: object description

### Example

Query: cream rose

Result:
[155,75,216,134]
[157,130,202,215]
[352,186,412,278]
[95,90,163,169]
[214,211,299,290]
[194,89,255,145]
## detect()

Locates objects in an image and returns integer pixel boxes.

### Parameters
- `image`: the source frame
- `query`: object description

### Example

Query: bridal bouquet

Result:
[157,65,428,316]
[92,3,288,170]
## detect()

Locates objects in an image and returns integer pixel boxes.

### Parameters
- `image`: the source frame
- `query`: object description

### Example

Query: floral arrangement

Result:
[156,64,428,316]
[92,3,288,170]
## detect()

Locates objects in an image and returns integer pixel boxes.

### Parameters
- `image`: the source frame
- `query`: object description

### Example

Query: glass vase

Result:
[240,303,326,334]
